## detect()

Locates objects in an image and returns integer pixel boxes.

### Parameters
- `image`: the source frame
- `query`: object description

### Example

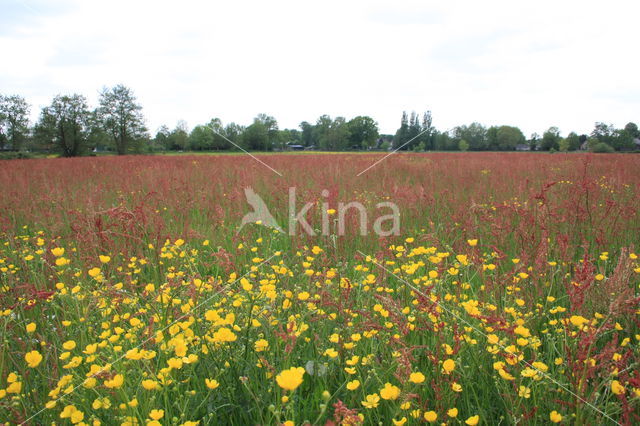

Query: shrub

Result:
[0,151,35,160]
[592,142,615,153]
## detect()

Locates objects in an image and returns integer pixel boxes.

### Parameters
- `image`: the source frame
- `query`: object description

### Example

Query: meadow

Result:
[0,152,639,425]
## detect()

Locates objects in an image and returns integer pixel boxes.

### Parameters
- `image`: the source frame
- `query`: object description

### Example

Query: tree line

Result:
[1,85,638,158]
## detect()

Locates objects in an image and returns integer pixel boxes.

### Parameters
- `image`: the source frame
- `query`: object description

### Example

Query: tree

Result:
[487,125,525,150]
[558,138,570,152]
[393,111,409,149]
[347,116,379,149]
[299,121,315,147]
[565,132,581,151]
[97,85,147,154]
[153,125,171,151]
[624,122,638,138]
[454,122,487,150]
[458,139,470,151]
[35,94,92,157]
[224,123,244,148]
[189,125,214,151]
[168,121,189,150]
[540,127,561,151]
[314,115,350,151]
[419,111,434,150]
[0,95,30,151]
[242,119,270,151]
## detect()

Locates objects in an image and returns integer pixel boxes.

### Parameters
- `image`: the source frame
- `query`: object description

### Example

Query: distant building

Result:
[515,144,531,151]
[284,142,305,151]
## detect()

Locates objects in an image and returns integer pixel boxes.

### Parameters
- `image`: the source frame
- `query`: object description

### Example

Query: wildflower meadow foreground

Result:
[0,153,639,425]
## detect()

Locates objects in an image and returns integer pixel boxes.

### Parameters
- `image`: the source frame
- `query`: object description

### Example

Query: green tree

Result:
[624,122,638,138]
[393,111,409,150]
[314,115,350,151]
[35,94,91,157]
[458,139,470,152]
[420,111,434,150]
[168,121,189,150]
[153,125,171,151]
[347,116,379,149]
[97,84,147,155]
[299,121,315,147]
[189,125,214,151]
[558,138,570,152]
[454,122,487,150]
[242,120,269,150]
[487,125,525,150]
[540,127,561,151]
[0,95,30,151]
[223,123,244,149]
[565,132,581,151]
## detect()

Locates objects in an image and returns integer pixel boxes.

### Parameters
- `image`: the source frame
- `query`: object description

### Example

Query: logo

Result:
[239,187,400,236]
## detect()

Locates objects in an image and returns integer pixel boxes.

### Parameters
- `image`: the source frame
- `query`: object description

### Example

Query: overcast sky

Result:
[2,0,639,136]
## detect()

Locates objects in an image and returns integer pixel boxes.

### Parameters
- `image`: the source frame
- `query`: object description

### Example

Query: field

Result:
[0,152,639,425]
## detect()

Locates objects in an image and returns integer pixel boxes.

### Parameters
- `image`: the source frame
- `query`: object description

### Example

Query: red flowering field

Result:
[0,152,639,425]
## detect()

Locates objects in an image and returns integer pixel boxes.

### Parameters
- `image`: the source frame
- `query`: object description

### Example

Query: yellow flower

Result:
[379,382,401,400]
[142,380,160,390]
[569,315,588,327]
[447,408,458,418]
[392,417,407,426]
[424,411,437,422]
[51,247,65,257]
[212,327,237,343]
[167,358,183,369]
[442,359,455,374]
[88,267,101,278]
[465,415,480,425]
[276,367,305,391]
[549,411,563,423]
[62,340,76,351]
[99,255,111,264]
[205,378,219,389]
[254,339,269,352]
[518,386,531,398]
[324,348,339,358]
[149,409,164,420]
[346,380,360,390]
[55,257,70,266]
[514,325,531,337]
[467,239,478,246]
[327,209,336,215]
[361,393,380,409]
[611,380,625,395]
[60,405,84,424]
[104,374,124,389]
[409,372,425,383]
[25,350,43,368]
[26,322,36,333]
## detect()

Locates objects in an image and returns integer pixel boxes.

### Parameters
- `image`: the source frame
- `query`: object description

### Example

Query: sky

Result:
[1,0,639,137]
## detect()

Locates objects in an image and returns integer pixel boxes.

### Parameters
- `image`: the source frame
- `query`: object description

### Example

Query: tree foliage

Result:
[36,94,92,157]
[97,85,147,155]
[0,95,30,151]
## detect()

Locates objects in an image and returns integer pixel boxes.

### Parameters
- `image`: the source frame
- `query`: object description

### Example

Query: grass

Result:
[0,152,638,425]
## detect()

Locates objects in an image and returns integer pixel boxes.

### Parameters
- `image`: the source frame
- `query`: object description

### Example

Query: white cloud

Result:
[1,0,638,136]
